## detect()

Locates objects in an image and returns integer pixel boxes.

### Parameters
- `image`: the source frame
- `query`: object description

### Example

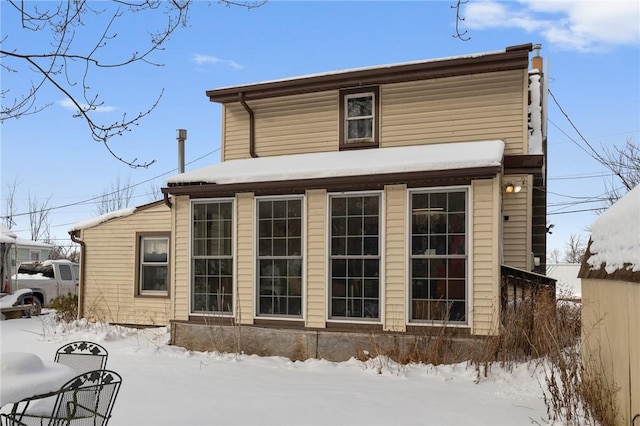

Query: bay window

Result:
[410,189,467,323]
[256,198,303,317]
[329,193,380,320]
[191,200,233,314]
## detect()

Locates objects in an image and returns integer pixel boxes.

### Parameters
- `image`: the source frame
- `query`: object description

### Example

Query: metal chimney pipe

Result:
[176,129,187,173]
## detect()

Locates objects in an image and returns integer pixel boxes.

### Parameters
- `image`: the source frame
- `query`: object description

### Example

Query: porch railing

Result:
[500,264,557,322]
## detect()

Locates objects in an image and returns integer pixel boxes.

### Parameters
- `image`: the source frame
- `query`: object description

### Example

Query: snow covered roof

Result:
[582,184,640,281]
[167,140,505,186]
[212,49,506,93]
[207,44,533,103]
[14,238,53,249]
[69,207,137,232]
[1,225,16,244]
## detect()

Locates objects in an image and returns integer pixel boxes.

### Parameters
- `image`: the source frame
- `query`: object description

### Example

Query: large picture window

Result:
[192,200,233,314]
[329,194,380,320]
[410,190,467,323]
[339,87,379,149]
[137,234,169,296]
[257,198,303,317]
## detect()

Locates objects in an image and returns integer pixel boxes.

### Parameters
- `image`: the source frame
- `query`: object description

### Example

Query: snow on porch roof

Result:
[167,140,505,186]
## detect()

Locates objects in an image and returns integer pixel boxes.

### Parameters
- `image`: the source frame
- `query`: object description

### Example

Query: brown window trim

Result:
[339,86,380,150]
[135,232,171,299]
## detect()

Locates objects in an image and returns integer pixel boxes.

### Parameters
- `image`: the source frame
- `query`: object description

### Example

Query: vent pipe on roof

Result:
[176,129,187,173]
[531,43,543,72]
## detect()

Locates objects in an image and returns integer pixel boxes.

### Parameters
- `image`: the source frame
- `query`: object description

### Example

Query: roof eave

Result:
[162,165,502,198]
[206,44,532,103]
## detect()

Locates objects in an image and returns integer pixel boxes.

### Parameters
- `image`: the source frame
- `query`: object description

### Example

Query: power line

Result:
[547,207,602,216]
[2,147,220,220]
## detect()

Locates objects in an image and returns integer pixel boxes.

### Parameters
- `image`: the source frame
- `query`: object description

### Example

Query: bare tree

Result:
[3,177,20,229]
[145,181,163,203]
[94,176,134,215]
[547,248,561,264]
[563,233,586,264]
[600,138,640,207]
[28,193,52,241]
[47,241,80,262]
[1,0,265,168]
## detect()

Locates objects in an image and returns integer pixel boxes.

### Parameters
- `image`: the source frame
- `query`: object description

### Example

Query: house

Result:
[546,263,581,300]
[11,238,53,273]
[579,184,639,425]
[70,43,555,360]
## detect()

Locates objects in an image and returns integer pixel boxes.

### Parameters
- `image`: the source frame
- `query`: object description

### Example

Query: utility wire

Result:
[2,147,220,220]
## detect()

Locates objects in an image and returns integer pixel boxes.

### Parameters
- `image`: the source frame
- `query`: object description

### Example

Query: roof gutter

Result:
[69,230,85,320]
[238,92,257,158]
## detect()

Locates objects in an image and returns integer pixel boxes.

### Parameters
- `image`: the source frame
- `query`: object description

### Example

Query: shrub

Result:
[49,294,78,323]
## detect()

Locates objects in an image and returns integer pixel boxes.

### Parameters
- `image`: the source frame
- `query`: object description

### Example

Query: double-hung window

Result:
[409,189,467,323]
[329,193,380,320]
[192,200,233,314]
[339,87,379,149]
[257,198,303,317]
[137,234,169,296]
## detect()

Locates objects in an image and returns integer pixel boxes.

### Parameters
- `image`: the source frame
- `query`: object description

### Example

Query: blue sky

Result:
[1,0,639,256]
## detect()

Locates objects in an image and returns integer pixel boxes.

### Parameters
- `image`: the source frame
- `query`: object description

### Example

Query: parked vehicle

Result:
[0,288,42,319]
[7,260,79,307]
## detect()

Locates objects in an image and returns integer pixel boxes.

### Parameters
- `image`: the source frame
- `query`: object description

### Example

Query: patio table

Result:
[1,352,76,407]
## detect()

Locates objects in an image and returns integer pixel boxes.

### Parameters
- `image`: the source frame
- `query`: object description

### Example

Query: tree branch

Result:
[1,0,265,168]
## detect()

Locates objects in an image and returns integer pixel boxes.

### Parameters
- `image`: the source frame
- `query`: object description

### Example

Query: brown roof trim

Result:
[579,240,640,283]
[207,44,533,103]
[503,155,544,174]
[163,166,501,198]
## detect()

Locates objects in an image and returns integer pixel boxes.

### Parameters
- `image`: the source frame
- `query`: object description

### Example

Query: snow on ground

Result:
[1,312,553,425]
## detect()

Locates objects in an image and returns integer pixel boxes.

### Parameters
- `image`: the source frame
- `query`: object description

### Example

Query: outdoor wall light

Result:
[504,182,522,193]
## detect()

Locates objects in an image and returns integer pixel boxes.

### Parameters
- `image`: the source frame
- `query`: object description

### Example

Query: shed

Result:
[579,184,640,425]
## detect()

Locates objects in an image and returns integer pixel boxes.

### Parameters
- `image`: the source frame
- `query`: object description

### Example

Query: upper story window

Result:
[339,87,379,149]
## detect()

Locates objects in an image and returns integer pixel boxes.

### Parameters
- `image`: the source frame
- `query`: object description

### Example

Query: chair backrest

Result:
[54,341,108,375]
[2,370,122,426]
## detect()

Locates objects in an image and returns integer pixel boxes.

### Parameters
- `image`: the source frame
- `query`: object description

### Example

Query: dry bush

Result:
[49,294,78,323]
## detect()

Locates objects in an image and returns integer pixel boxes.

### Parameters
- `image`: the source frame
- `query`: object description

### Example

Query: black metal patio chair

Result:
[54,342,108,375]
[0,369,122,426]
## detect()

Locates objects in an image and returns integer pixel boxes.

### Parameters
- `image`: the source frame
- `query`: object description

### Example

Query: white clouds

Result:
[464,0,640,52]
[192,54,243,70]
[57,98,117,113]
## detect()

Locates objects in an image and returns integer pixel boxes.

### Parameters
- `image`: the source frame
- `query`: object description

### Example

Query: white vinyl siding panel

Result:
[81,203,171,326]
[383,184,406,331]
[236,192,254,324]
[223,92,338,161]
[381,70,527,155]
[471,178,500,335]
[502,175,532,270]
[305,189,327,328]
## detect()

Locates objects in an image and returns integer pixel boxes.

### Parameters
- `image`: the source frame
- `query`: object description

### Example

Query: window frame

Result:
[408,187,469,325]
[190,199,235,315]
[327,191,382,322]
[135,232,170,298]
[339,86,380,150]
[255,195,304,319]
